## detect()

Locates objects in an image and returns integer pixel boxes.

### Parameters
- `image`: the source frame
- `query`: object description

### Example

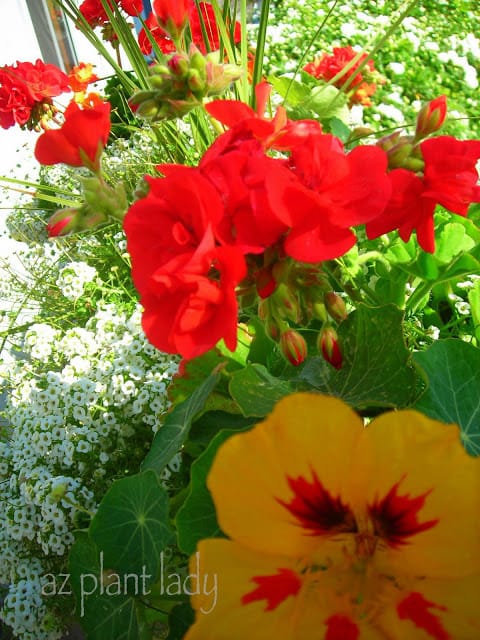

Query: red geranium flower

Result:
[138,12,177,55]
[366,136,480,252]
[123,166,225,291]
[13,59,69,102]
[34,99,111,170]
[199,136,289,253]
[272,131,391,262]
[139,245,246,359]
[0,67,33,128]
[152,0,190,39]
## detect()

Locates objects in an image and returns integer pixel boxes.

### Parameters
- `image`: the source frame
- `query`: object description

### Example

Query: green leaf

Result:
[69,532,143,640]
[176,429,242,555]
[328,116,352,142]
[297,304,418,410]
[435,222,475,264]
[229,363,294,417]
[468,280,480,342]
[142,373,221,474]
[186,410,256,457]
[166,602,195,640]
[89,470,173,588]
[268,75,311,106]
[304,84,349,123]
[413,340,480,455]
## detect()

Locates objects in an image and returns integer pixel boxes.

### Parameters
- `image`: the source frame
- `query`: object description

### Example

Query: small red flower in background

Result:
[304,46,380,106]
[79,0,142,27]
[68,62,99,95]
[0,60,70,129]
[152,0,190,39]
[139,1,241,56]
[34,98,111,171]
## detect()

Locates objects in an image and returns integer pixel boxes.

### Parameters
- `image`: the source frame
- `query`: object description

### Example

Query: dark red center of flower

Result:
[277,469,357,536]
[368,477,438,548]
[397,592,450,639]
[241,568,302,611]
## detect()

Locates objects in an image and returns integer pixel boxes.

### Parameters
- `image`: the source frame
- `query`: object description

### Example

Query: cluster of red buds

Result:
[247,255,347,369]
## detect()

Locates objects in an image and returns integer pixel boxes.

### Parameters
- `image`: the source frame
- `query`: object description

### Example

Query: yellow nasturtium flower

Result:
[185,393,480,639]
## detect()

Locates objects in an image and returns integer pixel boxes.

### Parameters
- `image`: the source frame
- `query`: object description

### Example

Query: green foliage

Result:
[264,0,480,137]
[413,339,480,455]
[296,304,419,411]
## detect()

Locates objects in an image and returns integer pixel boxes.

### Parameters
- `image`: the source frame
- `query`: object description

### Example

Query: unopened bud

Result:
[414,95,447,141]
[187,69,205,93]
[387,140,413,169]
[256,266,277,299]
[271,259,291,283]
[168,54,190,77]
[324,292,348,323]
[280,329,308,366]
[47,208,79,237]
[376,130,401,152]
[274,283,301,323]
[318,326,342,370]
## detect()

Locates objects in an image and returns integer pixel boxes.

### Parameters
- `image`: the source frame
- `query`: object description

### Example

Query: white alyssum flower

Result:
[56,261,98,300]
[1,300,179,638]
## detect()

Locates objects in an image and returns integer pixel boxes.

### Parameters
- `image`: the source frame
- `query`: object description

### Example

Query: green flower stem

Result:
[250,0,271,109]
[406,280,433,314]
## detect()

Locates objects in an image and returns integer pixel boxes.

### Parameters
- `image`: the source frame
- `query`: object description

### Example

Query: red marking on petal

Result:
[397,592,450,639]
[325,614,360,640]
[278,469,357,536]
[241,568,302,611]
[368,477,438,548]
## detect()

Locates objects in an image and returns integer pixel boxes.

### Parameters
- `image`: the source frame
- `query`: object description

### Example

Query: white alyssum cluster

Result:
[0,302,179,639]
[56,261,99,300]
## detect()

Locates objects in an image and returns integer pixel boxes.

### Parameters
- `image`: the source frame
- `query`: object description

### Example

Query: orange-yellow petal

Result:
[375,574,480,638]
[206,393,366,558]
[185,538,381,640]
[355,409,480,578]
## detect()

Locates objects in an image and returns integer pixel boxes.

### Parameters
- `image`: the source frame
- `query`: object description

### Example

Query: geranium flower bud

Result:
[324,292,348,323]
[280,329,308,366]
[256,266,277,299]
[414,95,447,141]
[187,69,205,93]
[46,208,79,237]
[274,283,302,323]
[168,54,190,77]
[318,326,342,370]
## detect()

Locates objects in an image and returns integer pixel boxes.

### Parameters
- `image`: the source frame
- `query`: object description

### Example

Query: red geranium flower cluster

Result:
[123,90,480,362]
[303,46,380,106]
[0,59,70,129]
[138,1,241,56]
[124,87,391,360]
